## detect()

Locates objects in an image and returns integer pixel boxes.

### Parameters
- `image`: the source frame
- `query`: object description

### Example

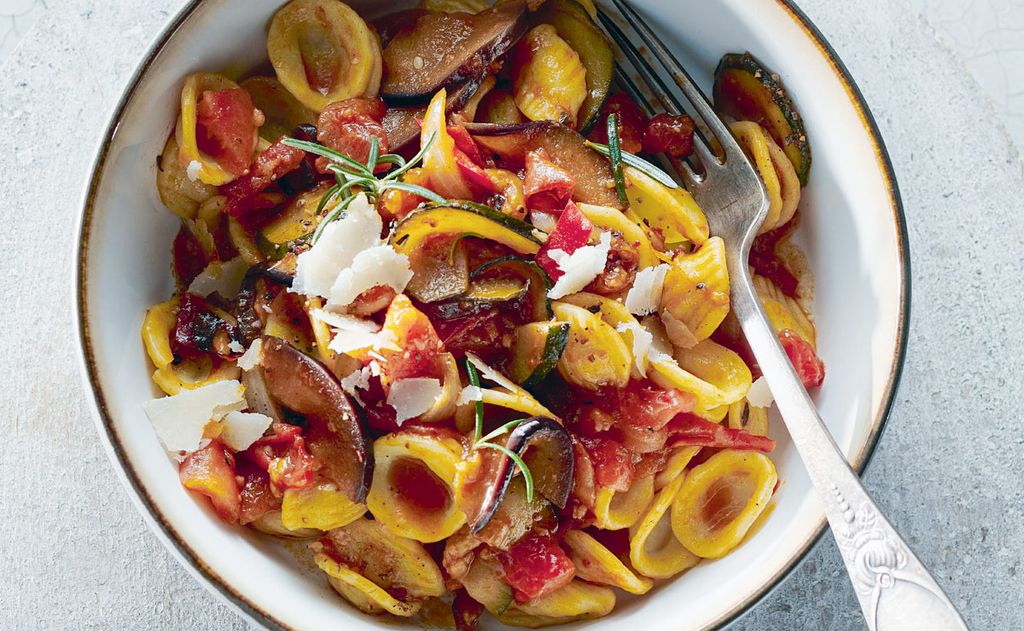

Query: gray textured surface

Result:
[1,1,1022,629]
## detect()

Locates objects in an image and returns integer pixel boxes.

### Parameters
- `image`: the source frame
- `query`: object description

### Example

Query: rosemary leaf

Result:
[607,113,629,206]
[282,138,372,176]
[476,443,535,503]
[384,132,436,182]
[380,181,446,204]
[466,359,484,445]
[476,418,528,446]
[584,140,681,190]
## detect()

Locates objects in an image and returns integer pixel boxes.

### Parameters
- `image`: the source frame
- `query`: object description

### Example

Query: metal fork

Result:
[594,2,968,629]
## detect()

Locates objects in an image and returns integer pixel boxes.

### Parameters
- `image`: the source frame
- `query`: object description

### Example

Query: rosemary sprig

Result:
[607,113,629,206]
[282,133,446,244]
[585,139,681,190]
[465,358,535,501]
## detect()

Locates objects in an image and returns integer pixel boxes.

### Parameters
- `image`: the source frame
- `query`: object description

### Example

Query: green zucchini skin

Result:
[519,322,571,390]
[713,52,812,186]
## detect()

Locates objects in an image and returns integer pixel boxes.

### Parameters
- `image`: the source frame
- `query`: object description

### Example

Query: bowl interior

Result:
[77,0,905,629]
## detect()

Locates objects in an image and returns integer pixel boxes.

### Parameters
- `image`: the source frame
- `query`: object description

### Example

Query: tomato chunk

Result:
[172,224,208,287]
[316,97,389,168]
[666,413,775,453]
[578,436,634,492]
[750,221,800,298]
[780,329,825,388]
[497,533,576,602]
[587,92,647,154]
[245,423,316,493]
[179,440,241,522]
[534,200,592,281]
[196,88,261,176]
[236,459,279,525]
[170,292,225,359]
[642,113,695,158]
[376,294,446,384]
[222,137,306,216]
[523,148,574,212]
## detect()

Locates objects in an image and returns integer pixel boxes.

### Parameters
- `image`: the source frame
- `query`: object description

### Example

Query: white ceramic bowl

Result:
[75,1,908,629]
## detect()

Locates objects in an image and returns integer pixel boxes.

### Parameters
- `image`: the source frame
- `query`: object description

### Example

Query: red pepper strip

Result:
[534,200,592,281]
[523,148,574,212]
[666,413,775,453]
[222,137,305,216]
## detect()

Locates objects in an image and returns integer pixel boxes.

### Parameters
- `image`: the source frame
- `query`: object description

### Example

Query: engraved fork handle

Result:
[728,257,968,631]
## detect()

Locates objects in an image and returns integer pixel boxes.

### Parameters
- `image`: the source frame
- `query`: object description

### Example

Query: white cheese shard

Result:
[617,321,655,377]
[546,231,612,300]
[291,194,383,298]
[465,353,519,392]
[747,376,774,408]
[312,309,399,355]
[236,339,263,371]
[387,378,442,425]
[219,411,273,451]
[327,245,413,309]
[340,366,373,402]
[186,160,202,182]
[227,340,245,354]
[625,263,669,316]
[640,315,675,365]
[143,380,247,453]
[457,385,484,405]
[187,257,249,299]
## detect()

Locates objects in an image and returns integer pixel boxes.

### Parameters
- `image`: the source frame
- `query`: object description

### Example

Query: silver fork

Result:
[594,2,968,629]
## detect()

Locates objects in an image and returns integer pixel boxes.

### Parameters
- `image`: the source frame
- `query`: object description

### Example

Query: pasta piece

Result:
[593,475,654,530]
[499,580,616,627]
[752,274,816,347]
[151,359,241,397]
[625,166,709,247]
[227,216,263,266]
[564,530,652,595]
[552,302,631,390]
[239,76,315,143]
[419,0,490,12]
[249,510,320,539]
[730,121,801,233]
[647,358,736,420]
[512,25,588,127]
[366,430,467,542]
[659,236,730,349]
[263,290,314,353]
[727,398,770,437]
[419,353,462,423]
[280,483,366,532]
[156,135,216,219]
[674,339,753,407]
[577,203,659,269]
[561,291,654,378]
[267,0,382,112]
[176,72,258,186]
[629,474,701,579]
[653,445,701,490]
[671,450,777,558]
[313,517,445,616]
[260,183,332,250]
[463,353,558,420]
[141,296,179,371]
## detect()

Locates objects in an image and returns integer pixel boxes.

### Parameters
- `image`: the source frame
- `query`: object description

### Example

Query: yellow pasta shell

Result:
[176,72,248,186]
[654,445,701,490]
[499,580,616,627]
[249,510,320,539]
[142,296,178,370]
[267,0,381,112]
[671,450,777,558]
[730,121,782,233]
[660,236,731,348]
[513,25,588,127]
[753,274,816,347]
[239,75,316,143]
[629,474,701,579]
[625,166,709,246]
[367,431,467,542]
[564,529,652,594]
[156,135,216,219]
[675,339,752,406]
[577,203,659,269]
[553,302,631,390]
[593,475,654,530]
[281,484,366,532]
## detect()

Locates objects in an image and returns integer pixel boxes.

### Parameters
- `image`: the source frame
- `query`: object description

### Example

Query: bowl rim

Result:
[72,1,910,628]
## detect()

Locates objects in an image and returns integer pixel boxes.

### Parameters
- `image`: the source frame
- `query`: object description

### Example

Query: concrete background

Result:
[1,0,1022,629]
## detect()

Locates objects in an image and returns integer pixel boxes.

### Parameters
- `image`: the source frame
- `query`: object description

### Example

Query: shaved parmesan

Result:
[237,339,263,371]
[457,385,484,405]
[327,245,413,309]
[625,263,669,316]
[641,314,675,364]
[547,231,612,299]
[186,160,202,182]
[387,378,442,425]
[219,411,273,451]
[227,340,245,354]
[187,257,249,299]
[312,309,399,354]
[292,194,383,298]
[340,366,373,402]
[617,321,655,377]
[143,380,246,453]
[747,376,774,408]
[465,353,519,392]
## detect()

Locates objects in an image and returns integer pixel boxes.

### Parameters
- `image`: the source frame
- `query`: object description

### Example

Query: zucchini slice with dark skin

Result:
[471,255,553,321]
[532,0,614,133]
[511,321,571,388]
[713,52,811,185]
[390,201,542,256]
[463,277,529,302]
